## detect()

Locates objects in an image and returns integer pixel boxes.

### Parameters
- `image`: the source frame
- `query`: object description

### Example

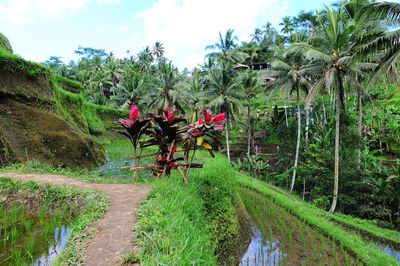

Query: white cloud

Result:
[137,0,288,70]
[0,0,118,24]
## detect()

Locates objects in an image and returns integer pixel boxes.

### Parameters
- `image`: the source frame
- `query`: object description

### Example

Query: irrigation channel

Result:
[239,186,360,265]
[0,202,73,265]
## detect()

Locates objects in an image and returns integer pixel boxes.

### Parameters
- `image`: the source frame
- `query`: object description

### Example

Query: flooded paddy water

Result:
[0,203,72,265]
[239,186,361,265]
[92,140,152,180]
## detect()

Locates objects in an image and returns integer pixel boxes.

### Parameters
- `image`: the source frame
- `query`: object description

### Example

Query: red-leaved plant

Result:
[118,105,224,182]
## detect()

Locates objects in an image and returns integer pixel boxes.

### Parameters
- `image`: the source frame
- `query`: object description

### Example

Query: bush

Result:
[0,32,12,54]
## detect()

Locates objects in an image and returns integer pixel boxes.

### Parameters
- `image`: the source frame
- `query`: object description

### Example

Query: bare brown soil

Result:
[0,172,151,266]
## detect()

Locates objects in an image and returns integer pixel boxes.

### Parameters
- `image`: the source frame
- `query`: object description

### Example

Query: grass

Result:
[0,177,110,265]
[132,154,248,265]
[132,175,217,265]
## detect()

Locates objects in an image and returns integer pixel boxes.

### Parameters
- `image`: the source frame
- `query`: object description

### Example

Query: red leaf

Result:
[203,108,212,123]
[212,113,226,124]
[130,105,139,122]
[119,118,134,128]
[199,118,204,125]
[213,125,225,131]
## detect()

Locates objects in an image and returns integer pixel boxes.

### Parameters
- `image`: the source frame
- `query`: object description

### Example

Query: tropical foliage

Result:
[43,0,400,230]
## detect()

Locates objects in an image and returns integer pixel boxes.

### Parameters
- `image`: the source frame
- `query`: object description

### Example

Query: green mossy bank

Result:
[0,49,127,168]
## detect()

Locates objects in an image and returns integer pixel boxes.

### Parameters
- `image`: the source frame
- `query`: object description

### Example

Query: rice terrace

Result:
[1,0,400,265]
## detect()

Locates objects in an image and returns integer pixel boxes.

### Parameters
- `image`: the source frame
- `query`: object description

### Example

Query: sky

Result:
[0,0,350,70]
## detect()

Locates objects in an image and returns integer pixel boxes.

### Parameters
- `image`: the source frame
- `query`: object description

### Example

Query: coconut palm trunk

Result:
[305,108,310,148]
[247,105,251,155]
[357,87,362,169]
[290,85,301,192]
[225,120,231,162]
[329,76,342,214]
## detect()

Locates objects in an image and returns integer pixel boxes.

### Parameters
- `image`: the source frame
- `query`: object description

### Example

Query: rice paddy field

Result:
[91,140,154,182]
[240,186,358,265]
[237,175,400,266]
[0,202,73,265]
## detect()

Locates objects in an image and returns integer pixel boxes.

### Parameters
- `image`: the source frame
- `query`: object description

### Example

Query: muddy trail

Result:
[0,172,151,266]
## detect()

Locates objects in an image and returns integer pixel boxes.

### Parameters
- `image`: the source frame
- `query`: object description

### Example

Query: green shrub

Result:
[0,32,12,54]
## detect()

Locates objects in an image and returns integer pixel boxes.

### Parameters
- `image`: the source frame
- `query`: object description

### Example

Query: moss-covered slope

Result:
[0,53,126,168]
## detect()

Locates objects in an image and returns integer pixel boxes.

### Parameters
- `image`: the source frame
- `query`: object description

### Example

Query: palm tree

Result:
[239,70,262,154]
[206,29,248,63]
[149,61,188,113]
[280,16,294,35]
[138,46,154,72]
[291,3,378,213]
[264,46,310,192]
[358,1,400,87]
[90,69,112,95]
[152,41,165,60]
[251,28,263,43]
[203,61,244,162]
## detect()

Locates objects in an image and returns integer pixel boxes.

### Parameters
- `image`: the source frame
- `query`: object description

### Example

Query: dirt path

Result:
[0,172,151,266]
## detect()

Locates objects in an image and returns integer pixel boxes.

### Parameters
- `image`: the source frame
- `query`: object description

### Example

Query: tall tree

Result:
[152,41,165,60]
[239,70,262,154]
[292,3,378,213]
[280,16,295,35]
[204,61,244,162]
[206,29,249,63]
[265,46,310,192]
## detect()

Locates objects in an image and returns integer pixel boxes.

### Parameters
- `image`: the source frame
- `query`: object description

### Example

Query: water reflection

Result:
[33,226,72,266]
[240,225,285,266]
[379,244,400,263]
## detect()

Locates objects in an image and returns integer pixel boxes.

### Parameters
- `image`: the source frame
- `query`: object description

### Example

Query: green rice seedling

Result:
[27,236,35,258]
[0,204,3,219]
[319,233,325,254]
[332,239,336,258]
[3,228,7,247]
[25,220,31,235]
[19,203,24,223]
[14,250,22,265]
[288,228,293,254]
[63,203,68,216]
[57,207,63,223]
[344,250,349,266]
[3,210,8,230]
[11,226,17,245]
[268,224,273,250]
[299,222,306,254]
[310,231,317,260]
[11,203,17,223]
[40,201,48,223]
[44,222,50,242]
